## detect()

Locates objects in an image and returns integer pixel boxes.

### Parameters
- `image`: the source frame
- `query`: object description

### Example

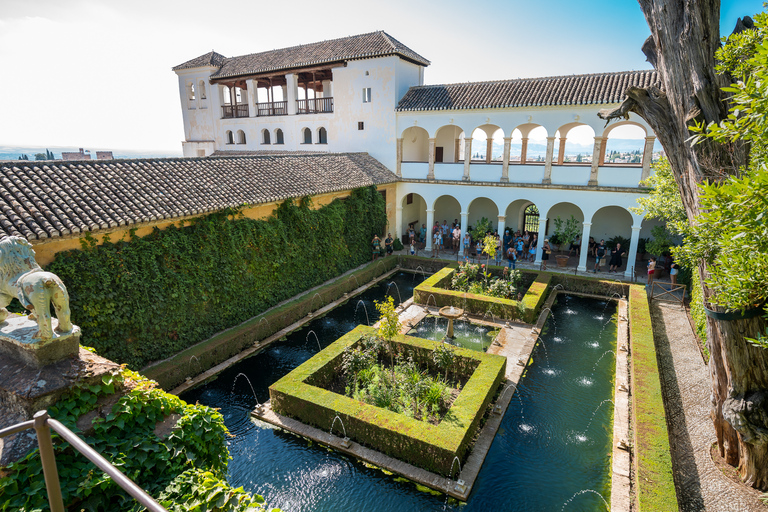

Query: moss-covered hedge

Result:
[142,257,399,390]
[412,266,546,323]
[46,187,387,369]
[269,325,506,476]
[629,285,678,510]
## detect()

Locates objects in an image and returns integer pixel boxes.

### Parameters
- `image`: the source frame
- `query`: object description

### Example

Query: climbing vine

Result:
[47,187,386,369]
[0,368,275,511]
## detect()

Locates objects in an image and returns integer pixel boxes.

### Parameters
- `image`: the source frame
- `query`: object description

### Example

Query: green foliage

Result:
[646,225,675,258]
[374,295,400,342]
[551,215,581,253]
[450,261,521,299]
[393,238,404,251]
[432,342,457,382]
[46,186,386,369]
[628,285,679,510]
[153,469,275,512]
[0,370,271,512]
[606,235,631,252]
[633,158,689,235]
[481,234,498,262]
[470,217,492,241]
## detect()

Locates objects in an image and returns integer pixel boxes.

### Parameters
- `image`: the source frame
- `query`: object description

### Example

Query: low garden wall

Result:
[413,265,549,323]
[270,325,506,476]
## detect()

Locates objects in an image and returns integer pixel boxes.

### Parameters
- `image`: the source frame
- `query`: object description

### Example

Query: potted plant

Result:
[552,215,581,267]
[636,237,650,261]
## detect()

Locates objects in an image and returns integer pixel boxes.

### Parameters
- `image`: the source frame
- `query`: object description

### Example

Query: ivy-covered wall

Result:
[46,187,387,369]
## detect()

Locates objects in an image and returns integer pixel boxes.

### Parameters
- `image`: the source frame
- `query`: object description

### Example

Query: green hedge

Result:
[142,257,398,390]
[46,187,386,369]
[270,325,506,476]
[629,285,678,510]
[413,266,545,322]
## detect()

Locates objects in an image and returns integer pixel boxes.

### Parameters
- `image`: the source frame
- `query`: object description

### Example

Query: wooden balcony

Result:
[297,97,333,114]
[257,101,288,117]
[222,104,249,118]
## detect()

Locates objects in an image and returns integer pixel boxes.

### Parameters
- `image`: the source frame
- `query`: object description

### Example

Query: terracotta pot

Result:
[555,255,569,267]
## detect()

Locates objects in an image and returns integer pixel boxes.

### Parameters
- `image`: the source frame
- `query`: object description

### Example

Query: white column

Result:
[396,206,403,246]
[428,138,436,180]
[286,73,298,115]
[485,138,493,164]
[396,138,403,177]
[588,136,603,186]
[425,209,435,252]
[535,217,547,264]
[641,136,655,181]
[543,136,555,184]
[463,138,472,180]
[497,216,506,238]
[501,137,511,182]
[247,79,258,117]
[577,222,592,272]
[625,225,642,278]
[520,137,529,163]
[460,211,469,234]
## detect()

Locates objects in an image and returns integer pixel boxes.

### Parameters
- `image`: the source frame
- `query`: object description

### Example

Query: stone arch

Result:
[401,192,428,241]
[237,130,246,145]
[302,127,312,144]
[467,197,500,233]
[470,124,504,162]
[515,125,549,163]
[433,195,462,232]
[401,126,429,162]
[589,205,634,245]
[601,122,648,166]
[275,128,284,144]
[225,130,234,145]
[554,123,595,165]
[434,125,465,163]
[504,199,540,234]
[261,128,270,144]
[198,80,207,100]
[543,202,585,241]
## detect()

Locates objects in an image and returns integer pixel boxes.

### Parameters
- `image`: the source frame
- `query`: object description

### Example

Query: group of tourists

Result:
[370,233,395,260]
[646,253,679,286]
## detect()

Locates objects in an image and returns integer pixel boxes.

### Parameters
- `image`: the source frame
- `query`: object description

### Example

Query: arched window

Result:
[523,204,540,234]
[198,80,207,100]
[317,127,328,144]
[275,129,284,145]
[187,82,195,100]
[262,129,271,144]
[302,127,312,144]
[226,130,234,144]
[237,130,246,144]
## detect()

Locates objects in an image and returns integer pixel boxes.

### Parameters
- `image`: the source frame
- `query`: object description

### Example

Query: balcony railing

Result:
[222,104,249,118]
[257,101,288,117]
[297,97,333,114]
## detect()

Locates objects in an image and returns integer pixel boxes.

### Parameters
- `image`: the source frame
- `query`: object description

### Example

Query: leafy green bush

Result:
[47,187,386,369]
[0,370,274,511]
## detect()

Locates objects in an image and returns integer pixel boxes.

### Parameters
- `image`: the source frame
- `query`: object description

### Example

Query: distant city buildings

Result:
[61,148,113,161]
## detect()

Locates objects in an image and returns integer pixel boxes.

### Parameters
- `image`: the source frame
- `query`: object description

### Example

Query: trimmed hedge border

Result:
[142,257,399,390]
[412,265,548,323]
[269,325,506,475]
[628,285,678,510]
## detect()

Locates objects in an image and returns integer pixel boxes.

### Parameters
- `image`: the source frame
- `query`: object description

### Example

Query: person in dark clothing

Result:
[593,239,607,273]
[609,243,626,272]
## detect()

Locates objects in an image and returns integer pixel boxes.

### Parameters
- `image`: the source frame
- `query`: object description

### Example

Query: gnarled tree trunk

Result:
[599,0,768,490]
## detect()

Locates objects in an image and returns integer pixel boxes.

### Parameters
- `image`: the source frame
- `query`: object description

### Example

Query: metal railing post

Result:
[33,411,65,512]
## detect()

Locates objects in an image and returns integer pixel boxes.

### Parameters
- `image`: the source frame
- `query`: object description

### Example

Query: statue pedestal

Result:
[0,315,81,368]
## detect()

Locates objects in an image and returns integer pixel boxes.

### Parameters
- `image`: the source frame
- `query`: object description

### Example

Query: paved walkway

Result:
[650,300,767,511]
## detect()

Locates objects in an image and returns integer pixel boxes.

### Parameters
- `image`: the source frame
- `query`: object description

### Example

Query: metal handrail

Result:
[0,410,166,512]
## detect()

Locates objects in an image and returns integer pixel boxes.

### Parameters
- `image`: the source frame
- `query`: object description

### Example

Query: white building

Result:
[174,32,665,277]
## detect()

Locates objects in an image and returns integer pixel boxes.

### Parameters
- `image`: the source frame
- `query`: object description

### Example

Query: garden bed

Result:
[413,264,550,323]
[269,325,506,475]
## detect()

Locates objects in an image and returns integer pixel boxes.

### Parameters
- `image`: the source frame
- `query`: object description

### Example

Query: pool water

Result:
[407,316,495,352]
[182,275,617,512]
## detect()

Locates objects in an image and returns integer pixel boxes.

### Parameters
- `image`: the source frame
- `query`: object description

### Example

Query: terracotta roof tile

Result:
[0,153,396,241]
[174,31,430,79]
[396,70,660,111]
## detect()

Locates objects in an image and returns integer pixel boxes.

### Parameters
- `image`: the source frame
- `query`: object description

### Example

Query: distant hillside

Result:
[0,145,182,162]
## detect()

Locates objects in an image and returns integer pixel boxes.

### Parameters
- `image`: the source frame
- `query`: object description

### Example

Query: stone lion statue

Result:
[0,236,72,339]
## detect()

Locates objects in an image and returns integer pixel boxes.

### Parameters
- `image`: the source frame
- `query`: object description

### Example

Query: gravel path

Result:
[650,300,767,511]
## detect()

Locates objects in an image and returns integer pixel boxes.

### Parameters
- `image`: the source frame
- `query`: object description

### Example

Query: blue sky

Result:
[0,0,763,153]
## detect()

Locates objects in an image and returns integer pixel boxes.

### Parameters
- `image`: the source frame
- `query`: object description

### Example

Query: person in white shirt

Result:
[432,230,442,258]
